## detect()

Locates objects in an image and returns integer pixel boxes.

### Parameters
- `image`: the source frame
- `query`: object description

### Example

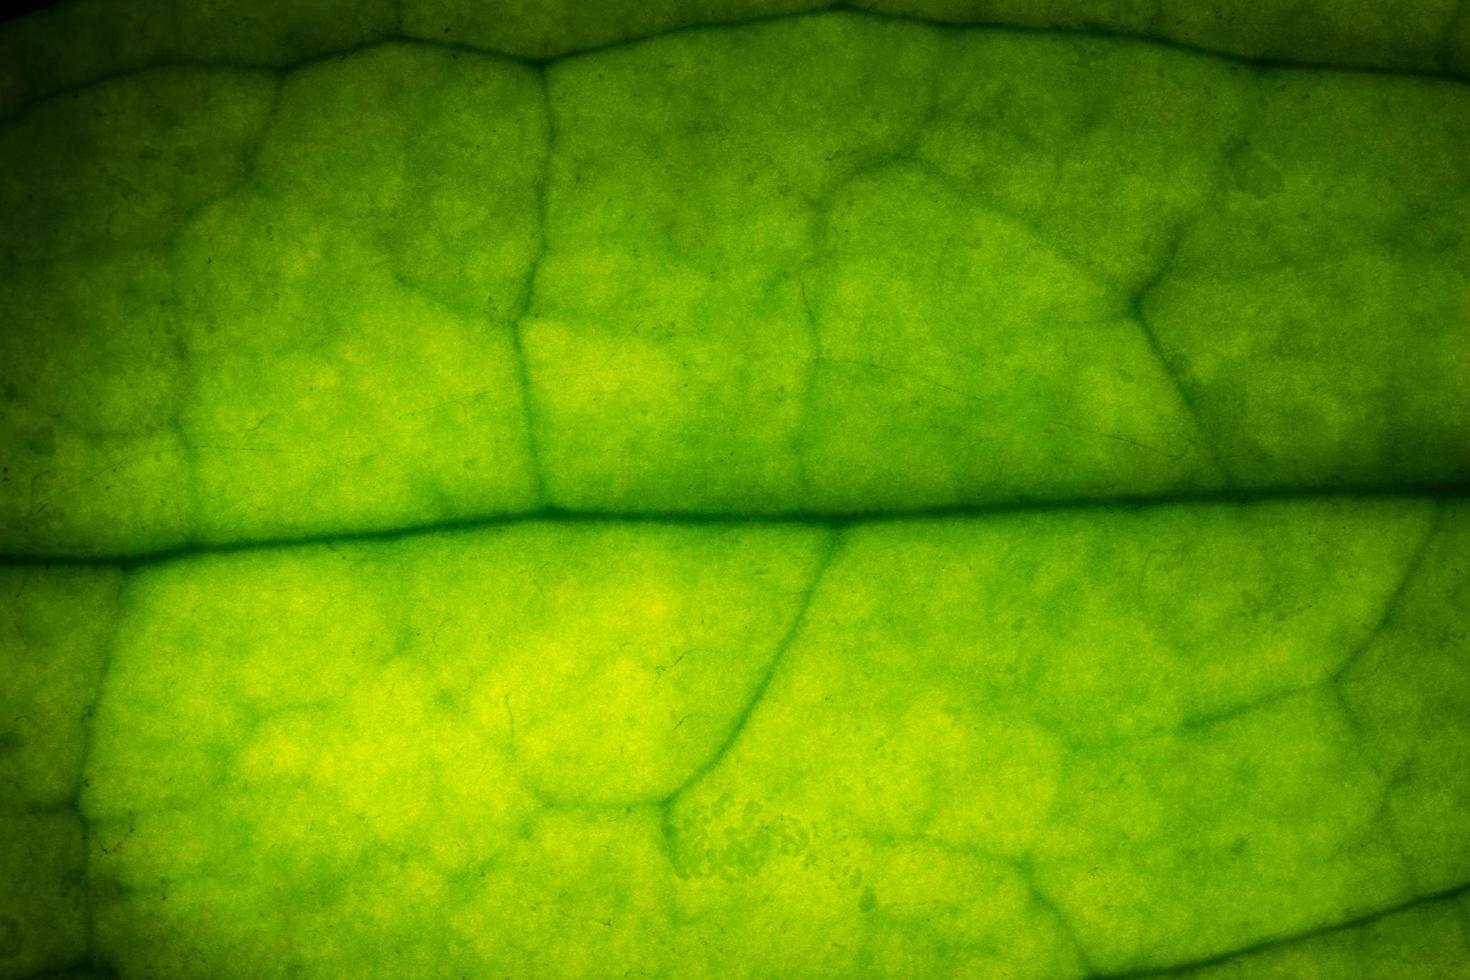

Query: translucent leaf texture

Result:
[1,2,1468,978]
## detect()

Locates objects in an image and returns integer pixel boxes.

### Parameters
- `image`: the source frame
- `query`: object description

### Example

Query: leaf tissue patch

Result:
[1,1,1468,978]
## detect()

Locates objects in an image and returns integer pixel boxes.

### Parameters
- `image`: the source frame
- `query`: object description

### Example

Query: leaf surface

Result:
[1,4,1469,979]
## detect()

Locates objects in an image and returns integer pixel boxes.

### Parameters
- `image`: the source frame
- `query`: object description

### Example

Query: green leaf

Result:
[1,3,1468,978]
